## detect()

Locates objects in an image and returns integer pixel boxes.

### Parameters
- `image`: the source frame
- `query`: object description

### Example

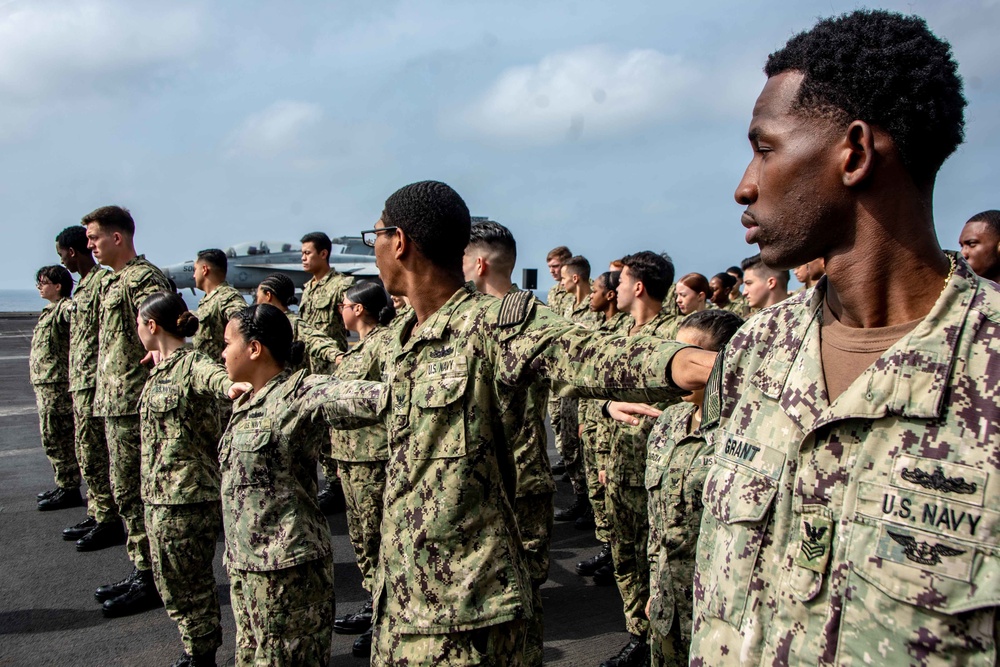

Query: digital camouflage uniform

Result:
[220,369,381,667]
[662,283,682,320]
[579,311,631,545]
[286,311,343,375]
[299,271,353,367]
[721,296,751,319]
[558,296,603,498]
[545,284,573,483]
[94,255,171,571]
[692,256,1000,666]
[68,266,117,522]
[30,297,79,489]
[501,286,556,667]
[330,324,393,598]
[605,307,682,638]
[139,345,231,659]
[359,284,691,667]
[645,402,712,667]
[192,282,247,362]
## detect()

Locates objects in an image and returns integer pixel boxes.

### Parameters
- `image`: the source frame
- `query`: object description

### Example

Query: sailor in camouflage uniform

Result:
[544,246,574,485]
[299,231,353,362]
[329,282,396,657]
[464,221,557,667]
[84,205,171,616]
[30,265,82,510]
[255,273,343,373]
[219,304,382,667]
[55,226,123,546]
[640,310,742,667]
[191,248,248,361]
[358,182,714,666]
[600,251,682,667]
[691,11,1000,666]
[136,292,233,667]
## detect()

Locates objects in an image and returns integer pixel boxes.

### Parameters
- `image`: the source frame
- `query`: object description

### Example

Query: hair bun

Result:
[177,310,200,337]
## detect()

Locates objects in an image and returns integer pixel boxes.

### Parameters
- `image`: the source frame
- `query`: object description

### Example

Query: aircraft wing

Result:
[231,262,306,272]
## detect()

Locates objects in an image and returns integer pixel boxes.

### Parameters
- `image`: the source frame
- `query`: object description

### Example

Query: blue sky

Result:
[2,0,997,293]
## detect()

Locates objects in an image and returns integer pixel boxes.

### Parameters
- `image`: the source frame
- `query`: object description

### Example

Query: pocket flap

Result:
[231,429,272,453]
[146,386,180,412]
[413,373,468,408]
[705,461,778,524]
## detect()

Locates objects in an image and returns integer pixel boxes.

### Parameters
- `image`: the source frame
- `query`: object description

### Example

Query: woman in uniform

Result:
[674,273,711,316]
[329,282,395,657]
[135,291,233,667]
[254,273,341,371]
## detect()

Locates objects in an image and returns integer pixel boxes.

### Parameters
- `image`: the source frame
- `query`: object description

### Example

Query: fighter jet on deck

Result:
[161,237,378,292]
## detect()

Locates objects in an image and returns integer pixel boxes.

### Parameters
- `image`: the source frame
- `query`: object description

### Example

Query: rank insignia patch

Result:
[794,513,833,573]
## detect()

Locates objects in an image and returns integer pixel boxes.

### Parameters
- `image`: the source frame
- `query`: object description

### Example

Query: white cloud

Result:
[224,101,325,161]
[449,45,700,145]
[0,0,204,101]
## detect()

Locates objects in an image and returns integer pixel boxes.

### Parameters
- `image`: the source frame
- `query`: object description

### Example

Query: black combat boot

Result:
[574,506,596,530]
[554,494,589,521]
[37,487,84,511]
[170,651,217,667]
[95,567,139,602]
[62,516,97,541]
[599,634,649,667]
[37,487,59,500]
[317,481,346,514]
[76,519,126,552]
[334,596,373,634]
[592,563,615,586]
[102,568,163,617]
[575,543,612,576]
[550,458,566,474]
[352,627,373,658]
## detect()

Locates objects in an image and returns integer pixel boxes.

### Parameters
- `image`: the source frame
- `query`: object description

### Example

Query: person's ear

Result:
[766,276,777,291]
[841,120,877,188]
[476,256,486,277]
[112,231,124,246]
[248,340,263,361]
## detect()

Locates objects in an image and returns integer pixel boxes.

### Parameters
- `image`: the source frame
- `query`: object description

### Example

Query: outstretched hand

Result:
[669,348,717,391]
[140,350,162,366]
[228,382,253,399]
[608,401,661,425]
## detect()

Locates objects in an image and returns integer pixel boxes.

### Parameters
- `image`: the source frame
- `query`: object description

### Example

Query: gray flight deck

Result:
[0,314,630,666]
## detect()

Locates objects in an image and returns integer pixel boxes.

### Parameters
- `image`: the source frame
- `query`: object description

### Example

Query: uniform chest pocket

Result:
[228,428,275,486]
[146,386,182,439]
[700,460,778,627]
[410,371,468,459]
[837,482,1000,665]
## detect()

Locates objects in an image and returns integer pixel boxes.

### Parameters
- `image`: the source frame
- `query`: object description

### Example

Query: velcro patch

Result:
[497,290,533,329]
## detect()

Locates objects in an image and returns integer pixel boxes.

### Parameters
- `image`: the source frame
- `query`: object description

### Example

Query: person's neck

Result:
[109,248,138,272]
[357,319,376,340]
[481,274,513,299]
[310,265,331,283]
[155,336,186,361]
[824,196,949,328]
[713,293,731,308]
[572,283,590,306]
[764,290,789,308]
[76,256,97,279]
[247,363,284,396]
[45,295,62,305]
[627,297,661,331]
[202,276,224,294]
[401,266,465,327]
[601,303,619,322]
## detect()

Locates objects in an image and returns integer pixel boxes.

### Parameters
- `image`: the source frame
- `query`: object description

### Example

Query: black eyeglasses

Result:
[360,226,398,247]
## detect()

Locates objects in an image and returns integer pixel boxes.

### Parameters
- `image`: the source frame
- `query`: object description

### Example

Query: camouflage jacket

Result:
[661,283,682,319]
[645,401,713,640]
[371,283,691,634]
[192,282,246,362]
[721,296,751,319]
[546,284,573,317]
[94,255,171,417]
[692,255,1000,666]
[606,308,683,485]
[287,312,342,374]
[220,369,382,571]
[299,271,353,353]
[579,311,631,439]
[29,298,72,385]
[67,266,109,392]
[567,294,602,329]
[139,346,231,505]
[329,324,392,462]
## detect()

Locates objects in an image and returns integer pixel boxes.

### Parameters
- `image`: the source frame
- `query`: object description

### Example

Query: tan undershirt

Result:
[820,300,922,402]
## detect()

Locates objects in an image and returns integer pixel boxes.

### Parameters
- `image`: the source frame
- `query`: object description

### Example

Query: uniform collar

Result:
[664,401,700,444]
[200,281,232,304]
[395,283,477,351]
[753,251,978,433]
[149,344,193,377]
[233,369,294,413]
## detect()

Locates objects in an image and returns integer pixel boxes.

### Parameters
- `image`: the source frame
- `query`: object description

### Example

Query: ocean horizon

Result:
[0,289,249,314]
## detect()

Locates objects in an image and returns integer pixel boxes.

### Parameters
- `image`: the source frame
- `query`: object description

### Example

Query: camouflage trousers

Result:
[513,492,553,667]
[146,502,223,657]
[229,556,334,667]
[71,388,117,523]
[105,415,151,571]
[371,616,527,667]
[580,423,611,544]
[554,397,586,496]
[338,459,386,595]
[649,614,686,667]
[33,382,80,489]
[648,556,695,665]
[606,480,650,637]
[319,453,339,495]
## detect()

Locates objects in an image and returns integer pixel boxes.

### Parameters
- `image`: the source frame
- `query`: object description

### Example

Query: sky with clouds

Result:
[2,0,997,293]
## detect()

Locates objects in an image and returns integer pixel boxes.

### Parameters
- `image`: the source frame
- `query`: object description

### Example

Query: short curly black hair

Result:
[765,9,965,184]
[382,181,471,273]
